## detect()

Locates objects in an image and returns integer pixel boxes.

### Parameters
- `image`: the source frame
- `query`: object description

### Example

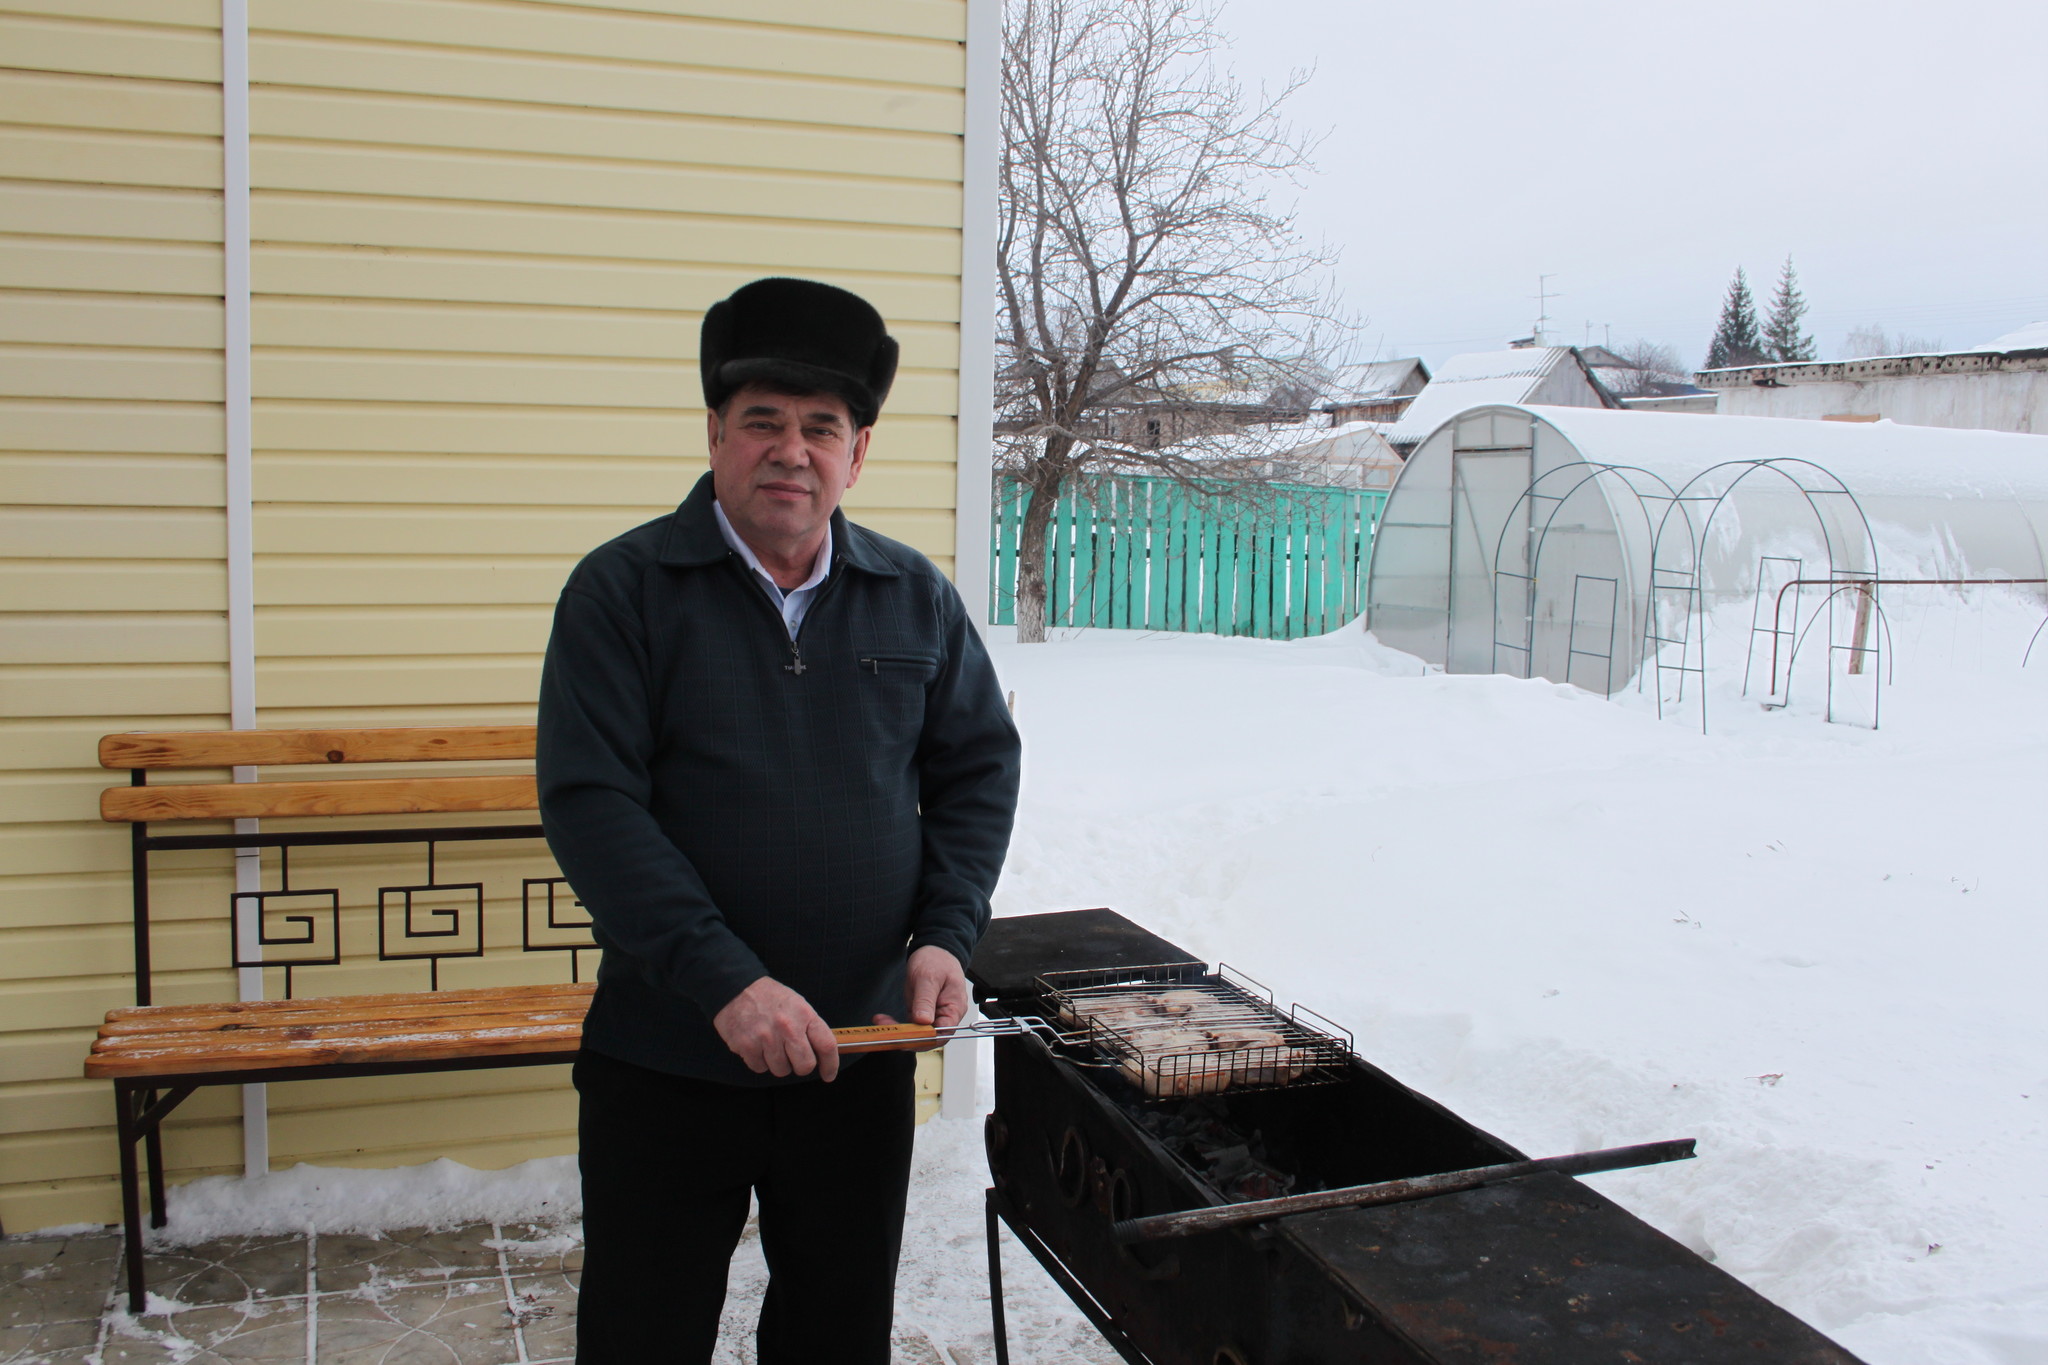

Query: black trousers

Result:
[572,1047,917,1365]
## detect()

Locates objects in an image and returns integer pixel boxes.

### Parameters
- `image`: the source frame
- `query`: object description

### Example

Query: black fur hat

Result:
[700,278,899,428]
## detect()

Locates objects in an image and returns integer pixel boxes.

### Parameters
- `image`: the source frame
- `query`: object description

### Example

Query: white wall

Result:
[1713,369,2048,434]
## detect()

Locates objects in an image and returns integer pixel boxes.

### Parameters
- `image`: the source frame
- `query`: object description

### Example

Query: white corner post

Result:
[943,0,1001,1122]
[952,0,1001,638]
[222,0,267,1177]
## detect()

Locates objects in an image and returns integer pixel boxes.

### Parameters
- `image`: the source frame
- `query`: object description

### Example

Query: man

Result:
[536,278,1021,1363]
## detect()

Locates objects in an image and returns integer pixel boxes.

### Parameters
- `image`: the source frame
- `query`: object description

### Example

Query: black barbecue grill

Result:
[968,908,1866,1365]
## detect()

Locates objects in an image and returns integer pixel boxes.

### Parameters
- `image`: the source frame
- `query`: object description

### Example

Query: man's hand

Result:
[713,976,839,1081]
[870,947,971,1052]
[905,945,970,1031]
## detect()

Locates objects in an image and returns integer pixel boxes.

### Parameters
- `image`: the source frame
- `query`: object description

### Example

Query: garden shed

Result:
[1364,404,2048,701]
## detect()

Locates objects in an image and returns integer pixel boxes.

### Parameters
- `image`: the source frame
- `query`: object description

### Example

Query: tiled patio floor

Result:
[1,1221,968,1364]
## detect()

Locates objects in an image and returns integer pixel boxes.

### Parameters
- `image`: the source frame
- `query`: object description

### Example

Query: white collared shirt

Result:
[712,500,833,639]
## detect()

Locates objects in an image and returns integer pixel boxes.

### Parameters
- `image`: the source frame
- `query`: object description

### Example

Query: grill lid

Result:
[968,908,1198,1001]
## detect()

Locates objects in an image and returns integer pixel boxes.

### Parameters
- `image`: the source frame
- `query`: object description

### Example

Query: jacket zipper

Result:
[788,559,849,676]
[730,551,846,678]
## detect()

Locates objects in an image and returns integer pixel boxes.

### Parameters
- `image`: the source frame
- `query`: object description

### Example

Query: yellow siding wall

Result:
[1,0,968,1230]
[0,1,235,1233]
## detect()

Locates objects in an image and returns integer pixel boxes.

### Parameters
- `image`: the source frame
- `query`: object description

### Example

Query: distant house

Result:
[1575,345,1716,412]
[1016,367,1315,450]
[1109,390,1313,449]
[1695,322,2048,433]
[1384,347,1622,453]
[1319,358,1431,425]
[1262,421,1407,489]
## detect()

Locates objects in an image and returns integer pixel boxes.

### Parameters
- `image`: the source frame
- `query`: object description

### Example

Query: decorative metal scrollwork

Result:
[377,842,484,990]
[377,883,485,991]
[217,833,570,997]
[521,877,596,982]
[230,888,340,1001]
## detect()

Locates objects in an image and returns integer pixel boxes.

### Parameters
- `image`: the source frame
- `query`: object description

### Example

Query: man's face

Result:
[706,385,869,555]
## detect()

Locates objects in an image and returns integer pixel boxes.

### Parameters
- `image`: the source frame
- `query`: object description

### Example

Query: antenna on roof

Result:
[1533,274,1558,346]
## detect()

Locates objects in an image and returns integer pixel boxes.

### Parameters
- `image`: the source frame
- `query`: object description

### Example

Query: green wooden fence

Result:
[990,475,1388,639]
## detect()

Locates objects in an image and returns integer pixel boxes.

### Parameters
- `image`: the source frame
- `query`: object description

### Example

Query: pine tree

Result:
[1764,256,1816,363]
[1704,268,1767,369]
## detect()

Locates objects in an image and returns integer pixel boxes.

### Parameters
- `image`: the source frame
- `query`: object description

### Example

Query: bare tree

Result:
[997,0,1343,642]
[1842,325,1944,359]
[1605,339,1690,396]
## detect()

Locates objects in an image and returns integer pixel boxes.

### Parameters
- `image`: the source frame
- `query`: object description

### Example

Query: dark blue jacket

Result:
[537,474,1021,1083]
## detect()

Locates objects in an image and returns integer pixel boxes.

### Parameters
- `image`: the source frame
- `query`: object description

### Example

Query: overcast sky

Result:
[1217,0,2048,370]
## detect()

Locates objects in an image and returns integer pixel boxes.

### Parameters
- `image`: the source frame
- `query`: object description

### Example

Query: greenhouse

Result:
[1363,404,2048,720]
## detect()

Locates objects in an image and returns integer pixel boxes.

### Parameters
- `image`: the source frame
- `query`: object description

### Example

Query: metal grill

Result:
[976,909,1868,1365]
[1036,961,1354,1102]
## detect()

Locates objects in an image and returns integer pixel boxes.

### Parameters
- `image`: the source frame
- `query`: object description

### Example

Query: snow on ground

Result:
[142,594,2048,1363]
[986,597,2048,1365]
[155,1155,581,1245]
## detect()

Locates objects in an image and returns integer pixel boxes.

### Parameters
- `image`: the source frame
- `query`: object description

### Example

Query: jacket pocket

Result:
[855,653,935,750]
[858,653,938,682]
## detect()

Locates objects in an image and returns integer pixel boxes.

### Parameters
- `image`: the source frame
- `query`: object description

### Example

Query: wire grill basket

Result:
[1035,962,1354,1101]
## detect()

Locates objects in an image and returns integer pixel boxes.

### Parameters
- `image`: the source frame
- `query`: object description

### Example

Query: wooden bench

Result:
[86,725,591,1313]
[86,725,941,1313]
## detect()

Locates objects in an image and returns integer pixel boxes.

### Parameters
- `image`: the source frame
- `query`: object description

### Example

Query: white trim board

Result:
[221,0,267,1178]
[952,0,1001,633]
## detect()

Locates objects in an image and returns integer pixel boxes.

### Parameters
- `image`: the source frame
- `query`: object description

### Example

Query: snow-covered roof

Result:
[1387,376,1549,442]
[1380,348,1589,447]
[1984,320,2048,352]
[1270,420,1402,463]
[1181,416,1346,459]
[1114,415,1377,468]
[1498,404,2048,500]
[1426,348,1565,384]
[1323,358,1427,403]
[1378,346,1621,446]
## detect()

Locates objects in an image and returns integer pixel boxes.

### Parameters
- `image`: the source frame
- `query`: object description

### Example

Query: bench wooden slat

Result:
[85,1024,585,1078]
[104,982,590,1020]
[100,774,539,823]
[101,984,594,1032]
[100,986,598,1031]
[94,1008,591,1054]
[100,726,538,770]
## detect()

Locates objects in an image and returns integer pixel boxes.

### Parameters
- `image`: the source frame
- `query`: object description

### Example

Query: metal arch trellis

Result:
[1763,576,2046,686]
[2027,612,2048,666]
[1779,582,1898,695]
[1478,454,2042,726]
[1488,462,1687,697]
[1645,458,1885,733]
